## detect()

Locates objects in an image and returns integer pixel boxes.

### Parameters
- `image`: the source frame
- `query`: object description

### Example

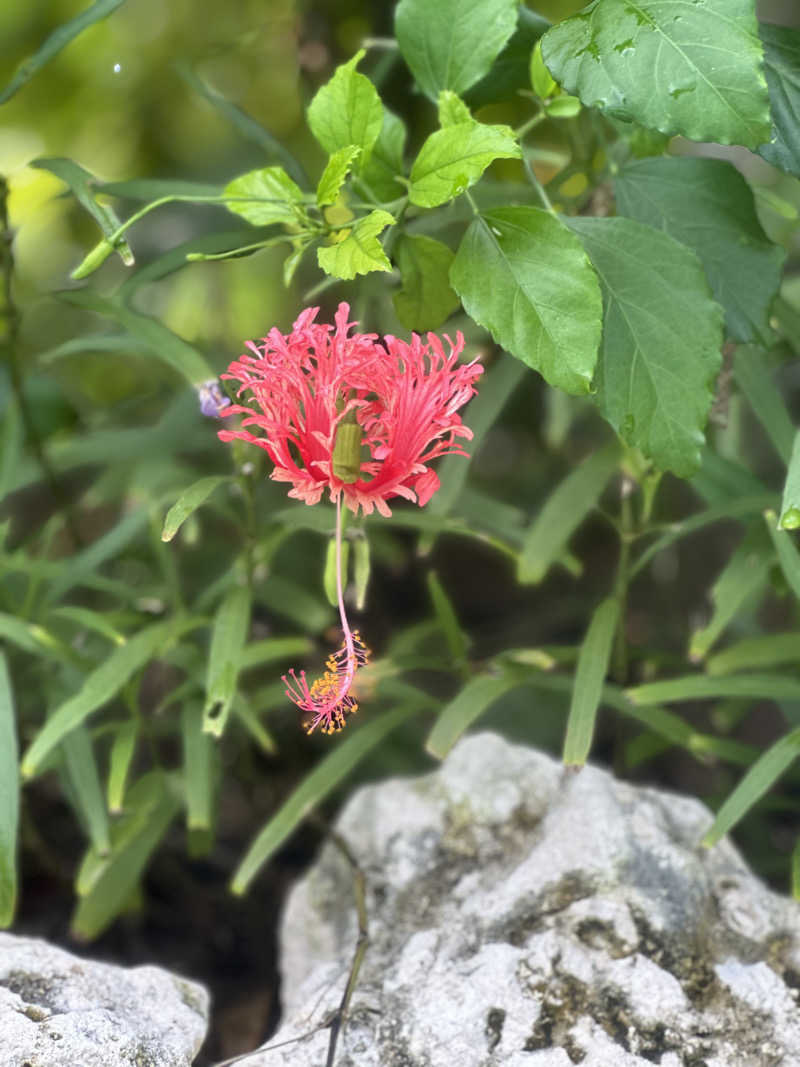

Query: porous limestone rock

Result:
[0,933,208,1066]
[252,732,800,1066]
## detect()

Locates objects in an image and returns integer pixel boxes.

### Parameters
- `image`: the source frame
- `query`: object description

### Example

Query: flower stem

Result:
[522,154,556,216]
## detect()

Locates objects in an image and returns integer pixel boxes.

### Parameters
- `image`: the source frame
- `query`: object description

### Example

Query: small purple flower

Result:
[197,379,231,418]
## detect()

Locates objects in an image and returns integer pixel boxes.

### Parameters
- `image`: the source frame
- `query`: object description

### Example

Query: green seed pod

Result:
[332,418,363,483]
[353,532,371,611]
[323,535,349,607]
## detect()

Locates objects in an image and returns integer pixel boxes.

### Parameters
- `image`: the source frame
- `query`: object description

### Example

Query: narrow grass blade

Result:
[779,431,800,530]
[61,726,110,855]
[630,494,777,579]
[49,605,125,646]
[702,727,800,847]
[71,772,181,938]
[31,157,133,265]
[232,693,277,755]
[765,509,800,601]
[21,618,193,777]
[231,703,424,894]
[0,613,67,660]
[203,587,250,737]
[58,290,213,384]
[426,674,519,760]
[563,597,619,766]
[239,637,312,671]
[0,0,127,102]
[689,524,772,662]
[628,673,800,706]
[162,476,230,542]
[427,571,469,669]
[0,655,19,925]
[706,633,800,676]
[106,720,138,813]
[176,62,307,188]
[182,702,215,830]
[733,346,794,464]
[518,440,621,584]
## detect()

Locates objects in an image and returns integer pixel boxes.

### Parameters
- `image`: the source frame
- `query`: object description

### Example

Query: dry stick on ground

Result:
[214,825,370,1067]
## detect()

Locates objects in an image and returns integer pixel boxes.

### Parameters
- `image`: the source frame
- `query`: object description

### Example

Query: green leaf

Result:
[316,146,361,208]
[518,440,622,584]
[780,432,800,530]
[627,673,800,706]
[307,50,384,161]
[706,632,800,677]
[427,572,469,668]
[61,726,110,856]
[426,674,518,760]
[395,0,518,100]
[0,655,18,926]
[541,0,771,148]
[615,157,784,346]
[57,290,213,384]
[702,727,800,847]
[0,613,65,660]
[359,109,407,202]
[239,636,312,671]
[765,509,800,603]
[232,693,277,755]
[689,524,773,662]
[757,22,800,178]
[408,123,520,208]
[182,702,215,830]
[452,207,601,395]
[31,158,133,267]
[733,347,795,466]
[21,620,185,777]
[0,0,127,104]
[317,209,394,280]
[392,235,459,331]
[223,167,306,227]
[438,91,472,128]
[97,179,222,200]
[567,216,723,477]
[162,476,230,542]
[204,586,250,738]
[531,39,557,99]
[106,720,137,814]
[71,772,181,938]
[563,597,620,766]
[231,703,424,893]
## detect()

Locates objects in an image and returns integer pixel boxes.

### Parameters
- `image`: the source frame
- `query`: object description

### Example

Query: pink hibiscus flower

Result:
[218,303,482,735]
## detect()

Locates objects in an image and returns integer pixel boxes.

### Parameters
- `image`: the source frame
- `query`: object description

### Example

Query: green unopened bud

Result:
[545,94,582,118]
[323,535,349,607]
[332,414,363,483]
[353,533,371,611]
[530,40,557,99]
[779,507,800,530]
[70,238,115,279]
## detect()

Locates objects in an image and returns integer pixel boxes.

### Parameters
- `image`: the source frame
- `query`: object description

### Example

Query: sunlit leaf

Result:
[628,673,800,706]
[106,720,137,814]
[408,123,520,208]
[317,209,394,280]
[224,167,306,227]
[204,586,251,738]
[706,633,800,677]
[307,50,384,162]
[182,702,215,830]
[316,146,361,207]
[426,674,519,759]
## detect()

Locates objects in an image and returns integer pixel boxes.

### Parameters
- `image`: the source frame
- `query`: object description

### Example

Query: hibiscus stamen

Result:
[281,495,370,735]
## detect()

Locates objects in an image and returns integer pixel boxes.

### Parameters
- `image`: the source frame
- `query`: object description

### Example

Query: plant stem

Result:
[522,154,556,215]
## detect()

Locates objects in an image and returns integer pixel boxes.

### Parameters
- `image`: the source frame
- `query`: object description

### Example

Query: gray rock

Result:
[251,732,800,1066]
[0,933,209,1066]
